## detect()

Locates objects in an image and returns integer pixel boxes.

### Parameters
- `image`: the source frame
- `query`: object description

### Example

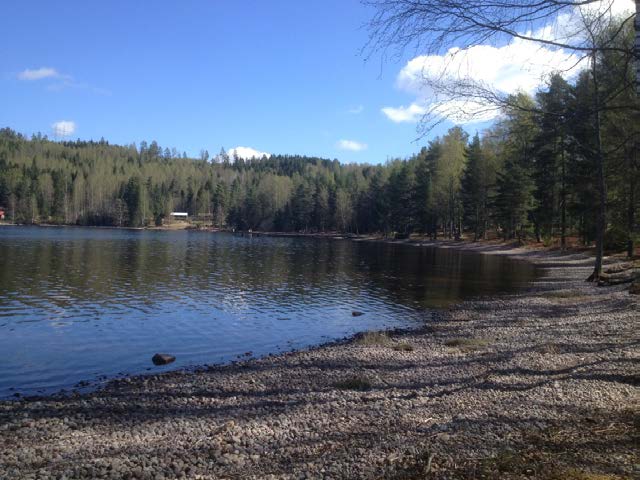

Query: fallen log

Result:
[598,271,637,286]
[604,263,634,274]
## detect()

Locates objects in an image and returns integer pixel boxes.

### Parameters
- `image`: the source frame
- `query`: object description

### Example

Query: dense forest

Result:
[0,27,638,258]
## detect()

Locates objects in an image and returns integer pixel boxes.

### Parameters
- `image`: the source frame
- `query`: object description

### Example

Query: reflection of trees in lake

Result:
[0,229,537,313]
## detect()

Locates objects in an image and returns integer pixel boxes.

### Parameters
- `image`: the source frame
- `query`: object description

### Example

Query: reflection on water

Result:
[0,227,538,397]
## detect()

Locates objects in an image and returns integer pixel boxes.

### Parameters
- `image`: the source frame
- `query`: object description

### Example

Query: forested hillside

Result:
[0,33,638,256]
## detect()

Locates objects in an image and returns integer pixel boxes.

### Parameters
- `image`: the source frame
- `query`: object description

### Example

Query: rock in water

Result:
[352,311,364,317]
[152,353,176,365]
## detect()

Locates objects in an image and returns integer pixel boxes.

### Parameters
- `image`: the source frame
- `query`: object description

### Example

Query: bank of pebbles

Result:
[1,245,638,479]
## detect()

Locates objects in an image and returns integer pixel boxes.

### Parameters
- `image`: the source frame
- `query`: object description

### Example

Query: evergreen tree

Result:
[532,74,572,244]
[461,134,486,241]
[494,158,533,241]
[123,177,143,227]
[386,161,414,235]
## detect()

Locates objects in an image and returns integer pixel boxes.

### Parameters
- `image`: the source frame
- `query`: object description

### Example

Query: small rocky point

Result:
[0,244,638,479]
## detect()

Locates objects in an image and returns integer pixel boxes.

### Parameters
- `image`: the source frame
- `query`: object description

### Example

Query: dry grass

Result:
[390,444,636,480]
[392,342,414,352]
[474,452,634,480]
[356,332,415,352]
[355,331,391,346]
[548,471,632,480]
[333,376,372,391]
[538,342,561,354]
[444,337,489,351]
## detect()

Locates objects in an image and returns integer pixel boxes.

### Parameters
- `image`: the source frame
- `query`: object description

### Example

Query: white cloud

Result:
[51,120,76,137]
[17,67,110,95]
[347,105,364,114]
[228,146,271,160]
[532,0,634,44]
[581,0,634,18]
[336,139,368,151]
[382,0,634,125]
[384,40,581,124]
[384,99,498,124]
[18,67,60,81]
[381,104,427,123]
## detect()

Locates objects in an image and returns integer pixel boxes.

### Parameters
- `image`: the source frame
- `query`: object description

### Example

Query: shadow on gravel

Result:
[5,333,637,420]
[388,406,638,480]
[2,254,638,479]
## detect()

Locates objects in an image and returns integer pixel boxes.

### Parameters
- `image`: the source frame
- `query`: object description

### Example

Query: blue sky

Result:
[1,0,438,163]
[5,1,628,163]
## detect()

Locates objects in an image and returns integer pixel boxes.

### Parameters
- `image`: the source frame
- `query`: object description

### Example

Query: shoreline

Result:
[0,222,609,259]
[0,243,638,479]
[0,221,619,261]
[0,233,540,402]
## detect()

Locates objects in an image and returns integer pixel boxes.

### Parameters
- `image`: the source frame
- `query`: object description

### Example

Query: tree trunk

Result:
[628,148,636,258]
[588,50,606,282]
[628,175,635,258]
[474,206,479,241]
[632,1,639,256]
[9,194,16,223]
[561,147,567,251]
[636,1,640,94]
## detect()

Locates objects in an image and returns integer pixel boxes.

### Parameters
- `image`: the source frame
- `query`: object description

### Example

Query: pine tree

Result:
[494,158,533,241]
[461,134,486,241]
[532,74,572,245]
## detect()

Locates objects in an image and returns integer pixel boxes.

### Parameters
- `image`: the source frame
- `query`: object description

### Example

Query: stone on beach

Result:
[151,353,176,365]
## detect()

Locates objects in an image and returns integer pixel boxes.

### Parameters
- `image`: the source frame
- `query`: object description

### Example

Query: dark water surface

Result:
[0,226,538,397]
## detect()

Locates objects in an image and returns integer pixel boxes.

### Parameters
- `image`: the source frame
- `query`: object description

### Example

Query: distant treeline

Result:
[0,71,638,253]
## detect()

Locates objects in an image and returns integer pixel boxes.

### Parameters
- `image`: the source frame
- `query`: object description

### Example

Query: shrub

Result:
[356,331,391,346]
[604,226,628,252]
[334,376,372,391]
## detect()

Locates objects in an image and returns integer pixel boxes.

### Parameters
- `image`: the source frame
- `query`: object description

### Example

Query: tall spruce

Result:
[461,134,486,241]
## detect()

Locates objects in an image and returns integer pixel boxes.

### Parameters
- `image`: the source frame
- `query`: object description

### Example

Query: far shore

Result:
[0,220,614,256]
[0,241,637,479]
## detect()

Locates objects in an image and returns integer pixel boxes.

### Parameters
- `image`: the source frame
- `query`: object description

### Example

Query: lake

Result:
[0,226,538,397]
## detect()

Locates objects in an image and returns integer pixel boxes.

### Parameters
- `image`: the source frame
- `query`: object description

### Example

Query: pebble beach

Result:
[1,243,638,479]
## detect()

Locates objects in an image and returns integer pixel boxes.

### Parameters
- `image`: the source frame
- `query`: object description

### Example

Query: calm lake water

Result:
[0,226,538,397]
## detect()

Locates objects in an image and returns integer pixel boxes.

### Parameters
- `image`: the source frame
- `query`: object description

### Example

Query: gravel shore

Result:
[1,243,638,479]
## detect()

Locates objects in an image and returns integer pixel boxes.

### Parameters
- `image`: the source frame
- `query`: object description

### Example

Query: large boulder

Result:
[152,353,176,365]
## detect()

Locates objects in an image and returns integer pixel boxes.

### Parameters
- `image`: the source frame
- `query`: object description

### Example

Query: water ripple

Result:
[0,227,538,397]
